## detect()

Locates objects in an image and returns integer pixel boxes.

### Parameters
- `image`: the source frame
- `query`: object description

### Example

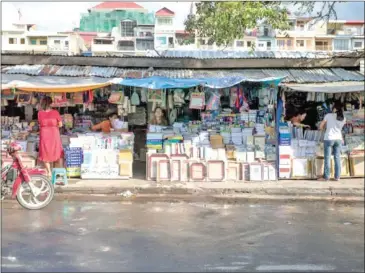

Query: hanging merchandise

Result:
[62,114,74,129]
[52,93,68,107]
[173,89,185,106]
[206,91,221,111]
[147,89,163,102]
[108,91,124,104]
[17,93,32,105]
[1,88,16,100]
[235,86,244,110]
[131,88,140,106]
[189,92,205,110]
[168,92,174,110]
[73,92,84,105]
[230,87,238,108]
[169,108,178,124]
[240,91,250,112]
[140,88,147,103]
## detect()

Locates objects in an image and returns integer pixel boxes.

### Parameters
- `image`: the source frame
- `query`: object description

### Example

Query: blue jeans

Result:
[323,140,342,180]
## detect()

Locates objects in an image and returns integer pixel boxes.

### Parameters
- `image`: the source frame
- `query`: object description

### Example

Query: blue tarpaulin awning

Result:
[118,76,285,89]
[118,76,205,89]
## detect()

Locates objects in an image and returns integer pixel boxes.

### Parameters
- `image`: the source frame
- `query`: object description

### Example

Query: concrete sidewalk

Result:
[54,178,365,201]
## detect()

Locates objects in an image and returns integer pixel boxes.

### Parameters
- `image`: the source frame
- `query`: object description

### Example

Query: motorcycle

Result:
[1,142,54,210]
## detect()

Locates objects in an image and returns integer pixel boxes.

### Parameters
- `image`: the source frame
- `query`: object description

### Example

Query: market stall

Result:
[277,82,365,180]
[1,77,137,180]
[116,75,285,182]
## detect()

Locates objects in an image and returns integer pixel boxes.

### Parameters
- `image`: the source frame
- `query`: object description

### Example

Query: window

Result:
[8,38,17,44]
[277,40,285,47]
[30,38,37,45]
[267,41,272,50]
[136,40,153,51]
[94,39,113,45]
[54,40,61,44]
[20,38,25,44]
[263,27,269,36]
[158,18,172,25]
[156,37,167,46]
[296,40,305,47]
[40,40,47,45]
[354,41,363,48]
[168,37,174,46]
[247,41,252,47]
[258,43,264,48]
[334,39,349,50]
[65,41,69,47]
[236,40,244,47]
[121,20,136,37]
[118,40,134,51]
[199,39,206,45]
[287,39,292,46]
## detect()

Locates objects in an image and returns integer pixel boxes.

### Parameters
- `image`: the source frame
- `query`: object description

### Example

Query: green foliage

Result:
[184,1,338,47]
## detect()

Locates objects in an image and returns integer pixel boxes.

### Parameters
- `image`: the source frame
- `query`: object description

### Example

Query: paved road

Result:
[1,201,364,272]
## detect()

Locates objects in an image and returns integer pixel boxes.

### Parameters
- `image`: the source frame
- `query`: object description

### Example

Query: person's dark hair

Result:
[297,108,306,115]
[108,113,117,120]
[333,101,344,121]
[40,96,53,110]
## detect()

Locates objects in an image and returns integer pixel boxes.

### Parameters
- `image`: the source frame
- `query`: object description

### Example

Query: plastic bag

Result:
[131,90,140,106]
[206,92,220,111]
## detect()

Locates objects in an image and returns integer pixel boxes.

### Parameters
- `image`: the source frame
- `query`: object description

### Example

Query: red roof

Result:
[92,2,144,10]
[175,30,190,35]
[155,7,175,16]
[77,32,98,47]
[345,21,365,25]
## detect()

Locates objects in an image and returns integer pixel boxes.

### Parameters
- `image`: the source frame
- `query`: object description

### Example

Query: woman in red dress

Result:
[38,96,63,176]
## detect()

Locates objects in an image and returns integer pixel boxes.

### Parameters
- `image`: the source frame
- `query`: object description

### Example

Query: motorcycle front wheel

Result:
[16,175,54,210]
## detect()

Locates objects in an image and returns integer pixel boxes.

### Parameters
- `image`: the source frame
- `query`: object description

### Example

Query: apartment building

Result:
[87,2,157,56]
[154,7,176,50]
[327,20,364,51]
[1,23,86,55]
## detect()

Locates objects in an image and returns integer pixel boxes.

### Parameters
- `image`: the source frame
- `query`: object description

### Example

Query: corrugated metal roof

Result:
[148,50,363,59]
[331,68,365,81]
[1,65,364,84]
[262,69,295,83]
[288,69,342,83]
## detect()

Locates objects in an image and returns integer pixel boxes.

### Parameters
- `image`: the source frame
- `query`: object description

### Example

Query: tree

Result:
[184,1,339,47]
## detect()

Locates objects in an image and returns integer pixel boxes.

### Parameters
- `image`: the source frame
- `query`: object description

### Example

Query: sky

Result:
[1,1,364,32]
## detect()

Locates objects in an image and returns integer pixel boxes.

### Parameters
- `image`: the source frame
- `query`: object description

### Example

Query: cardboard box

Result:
[119,160,133,177]
[292,158,311,178]
[118,150,133,162]
[313,157,334,179]
[349,154,364,177]
[249,164,262,181]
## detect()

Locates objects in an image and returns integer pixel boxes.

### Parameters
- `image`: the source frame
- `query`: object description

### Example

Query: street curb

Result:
[53,193,365,203]
[54,186,365,197]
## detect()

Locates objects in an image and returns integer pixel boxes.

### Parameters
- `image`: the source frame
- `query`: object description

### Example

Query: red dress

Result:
[38,110,64,162]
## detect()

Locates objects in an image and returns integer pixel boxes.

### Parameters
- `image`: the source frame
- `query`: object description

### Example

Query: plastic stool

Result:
[51,168,68,186]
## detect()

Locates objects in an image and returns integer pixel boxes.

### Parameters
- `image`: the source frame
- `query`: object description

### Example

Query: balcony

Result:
[244,30,257,37]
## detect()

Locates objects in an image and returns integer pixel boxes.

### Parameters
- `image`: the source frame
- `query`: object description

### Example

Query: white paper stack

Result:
[249,110,257,122]
[255,123,265,136]
[231,132,243,145]
[220,132,231,144]
[199,131,210,145]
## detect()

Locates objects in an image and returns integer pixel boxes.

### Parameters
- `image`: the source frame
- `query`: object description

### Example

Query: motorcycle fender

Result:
[11,175,23,198]
[27,168,48,176]
[11,169,47,198]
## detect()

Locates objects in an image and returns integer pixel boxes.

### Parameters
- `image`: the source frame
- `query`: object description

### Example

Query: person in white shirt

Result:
[318,102,346,181]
